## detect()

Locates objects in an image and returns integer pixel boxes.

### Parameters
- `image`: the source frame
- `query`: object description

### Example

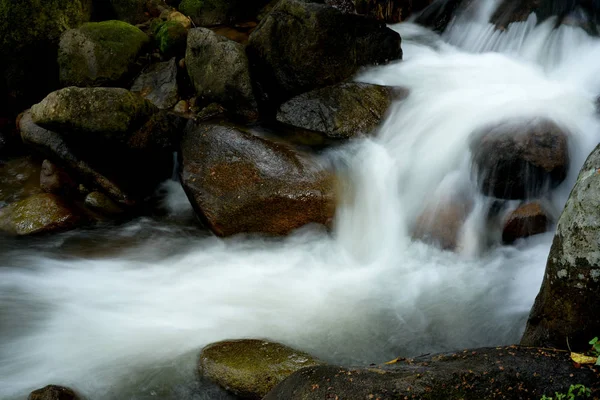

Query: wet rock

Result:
[0,193,83,236]
[247,0,402,112]
[491,0,599,30]
[414,0,471,32]
[276,83,400,140]
[58,20,150,87]
[178,0,271,27]
[131,58,180,109]
[180,123,336,236]
[521,143,600,350]
[355,0,432,23]
[502,202,550,244]
[326,0,356,13]
[40,159,77,196]
[186,28,258,121]
[153,20,189,56]
[84,191,125,215]
[0,156,42,207]
[196,103,227,121]
[199,339,322,399]
[264,346,599,400]
[28,385,80,400]
[470,119,569,200]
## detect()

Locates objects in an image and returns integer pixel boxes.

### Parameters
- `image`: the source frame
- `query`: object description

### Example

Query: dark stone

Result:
[28,385,80,400]
[178,0,272,27]
[40,159,77,196]
[179,122,336,236]
[247,0,402,113]
[84,191,125,215]
[265,346,600,400]
[276,83,401,140]
[131,58,180,109]
[355,0,432,22]
[502,202,550,244]
[414,0,472,32]
[521,143,600,351]
[470,119,569,200]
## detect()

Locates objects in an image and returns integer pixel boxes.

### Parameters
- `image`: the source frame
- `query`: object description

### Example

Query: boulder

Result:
[40,159,77,196]
[199,339,322,399]
[470,119,569,200]
[502,202,549,244]
[0,156,43,207]
[0,0,92,109]
[153,20,189,56]
[28,385,80,400]
[178,0,271,27]
[247,0,402,111]
[264,346,600,400]
[0,193,83,236]
[276,83,401,140]
[521,143,600,350]
[354,0,432,23]
[180,123,336,236]
[58,20,150,88]
[186,28,258,121]
[131,58,180,109]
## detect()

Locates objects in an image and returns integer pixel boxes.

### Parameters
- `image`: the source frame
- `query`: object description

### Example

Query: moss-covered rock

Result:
[58,20,150,87]
[154,20,189,56]
[199,339,322,399]
[0,193,83,236]
[179,0,271,27]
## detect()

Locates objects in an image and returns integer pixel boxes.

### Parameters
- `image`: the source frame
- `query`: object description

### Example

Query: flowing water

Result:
[2,1,600,399]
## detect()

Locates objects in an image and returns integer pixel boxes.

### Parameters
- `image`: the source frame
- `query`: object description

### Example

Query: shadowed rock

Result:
[28,385,80,400]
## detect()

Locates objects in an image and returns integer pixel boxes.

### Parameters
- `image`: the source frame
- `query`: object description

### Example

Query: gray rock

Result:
[186,28,258,121]
[521,143,600,350]
[131,58,179,109]
[277,83,401,140]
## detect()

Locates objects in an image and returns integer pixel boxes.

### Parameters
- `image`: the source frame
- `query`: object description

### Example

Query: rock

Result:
[0,193,83,236]
[326,0,356,13]
[31,87,158,142]
[196,103,227,120]
[84,191,125,215]
[178,0,271,27]
[186,28,258,121]
[0,0,92,109]
[470,119,569,200]
[247,0,402,111]
[109,0,151,24]
[131,58,180,109]
[199,339,322,399]
[165,10,192,29]
[264,346,599,400]
[521,143,600,350]
[153,20,189,56]
[28,385,80,400]
[502,202,549,244]
[180,123,336,236]
[414,0,471,32]
[354,0,432,23]
[58,20,150,87]
[276,83,400,140]
[0,156,43,207]
[173,100,190,114]
[40,159,77,196]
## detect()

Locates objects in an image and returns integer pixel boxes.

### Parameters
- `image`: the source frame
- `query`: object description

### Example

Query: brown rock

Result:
[502,202,549,244]
[412,196,473,250]
[180,123,336,236]
[40,159,77,196]
[28,385,80,400]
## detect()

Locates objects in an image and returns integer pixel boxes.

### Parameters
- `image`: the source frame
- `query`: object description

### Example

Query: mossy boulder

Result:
[0,193,83,236]
[0,0,92,109]
[521,143,600,350]
[58,20,150,87]
[153,20,189,56]
[186,28,258,121]
[179,0,271,27]
[198,339,322,399]
[28,385,81,400]
[247,0,402,113]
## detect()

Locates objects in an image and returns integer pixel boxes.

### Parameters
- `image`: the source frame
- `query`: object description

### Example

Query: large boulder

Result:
[264,346,600,400]
[178,0,271,27]
[247,0,402,111]
[199,339,322,399]
[186,28,258,121]
[354,0,432,23]
[276,83,400,140]
[0,0,92,110]
[28,385,81,400]
[180,123,336,236]
[521,143,600,350]
[502,201,550,244]
[131,58,180,109]
[470,119,569,200]
[58,20,150,88]
[0,193,83,236]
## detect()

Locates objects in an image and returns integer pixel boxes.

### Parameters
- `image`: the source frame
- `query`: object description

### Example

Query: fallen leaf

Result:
[570,352,598,364]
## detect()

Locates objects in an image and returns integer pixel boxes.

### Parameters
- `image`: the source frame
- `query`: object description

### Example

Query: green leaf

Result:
[589,337,598,345]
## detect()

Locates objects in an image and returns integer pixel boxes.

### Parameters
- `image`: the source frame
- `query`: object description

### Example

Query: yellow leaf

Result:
[384,357,401,365]
[570,352,598,364]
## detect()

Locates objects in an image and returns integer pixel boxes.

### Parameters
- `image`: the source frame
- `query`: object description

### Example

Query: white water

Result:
[2,3,600,399]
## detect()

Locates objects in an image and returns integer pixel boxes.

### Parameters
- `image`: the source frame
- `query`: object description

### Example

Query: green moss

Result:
[79,20,149,53]
[154,21,188,55]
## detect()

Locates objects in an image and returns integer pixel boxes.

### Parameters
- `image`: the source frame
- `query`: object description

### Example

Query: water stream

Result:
[2,1,600,398]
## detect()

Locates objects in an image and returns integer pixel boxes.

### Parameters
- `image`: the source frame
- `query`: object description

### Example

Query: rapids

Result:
[2,1,600,398]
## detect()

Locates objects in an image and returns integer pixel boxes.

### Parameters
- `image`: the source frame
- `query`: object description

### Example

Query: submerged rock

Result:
[28,385,80,400]
[502,202,550,244]
[277,83,400,140]
[199,339,322,399]
[247,0,402,111]
[521,143,600,350]
[58,20,150,87]
[264,346,599,400]
[131,58,180,109]
[0,193,83,236]
[470,119,569,200]
[186,28,258,121]
[180,123,336,236]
